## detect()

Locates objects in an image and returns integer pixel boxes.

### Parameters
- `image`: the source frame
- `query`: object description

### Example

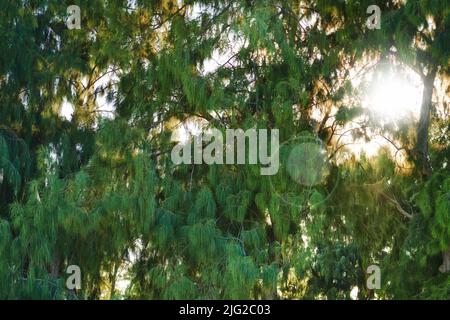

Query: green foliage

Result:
[0,0,448,300]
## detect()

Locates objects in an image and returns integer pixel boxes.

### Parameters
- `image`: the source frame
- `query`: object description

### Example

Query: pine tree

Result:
[0,0,448,300]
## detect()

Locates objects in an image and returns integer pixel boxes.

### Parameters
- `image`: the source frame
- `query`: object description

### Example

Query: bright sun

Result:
[342,66,425,157]
[365,71,423,120]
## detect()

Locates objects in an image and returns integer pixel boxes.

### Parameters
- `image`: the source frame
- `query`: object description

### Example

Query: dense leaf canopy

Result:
[0,0,449,299]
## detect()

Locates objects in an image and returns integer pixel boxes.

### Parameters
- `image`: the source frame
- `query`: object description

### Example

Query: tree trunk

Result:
[415,67,450,273]
[439,248,450,273]
[50,254,60,278]
[110,262,119,299]
[416,69,436,178]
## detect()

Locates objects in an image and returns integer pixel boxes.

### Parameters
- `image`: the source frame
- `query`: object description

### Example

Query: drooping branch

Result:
[379,191,413,220]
